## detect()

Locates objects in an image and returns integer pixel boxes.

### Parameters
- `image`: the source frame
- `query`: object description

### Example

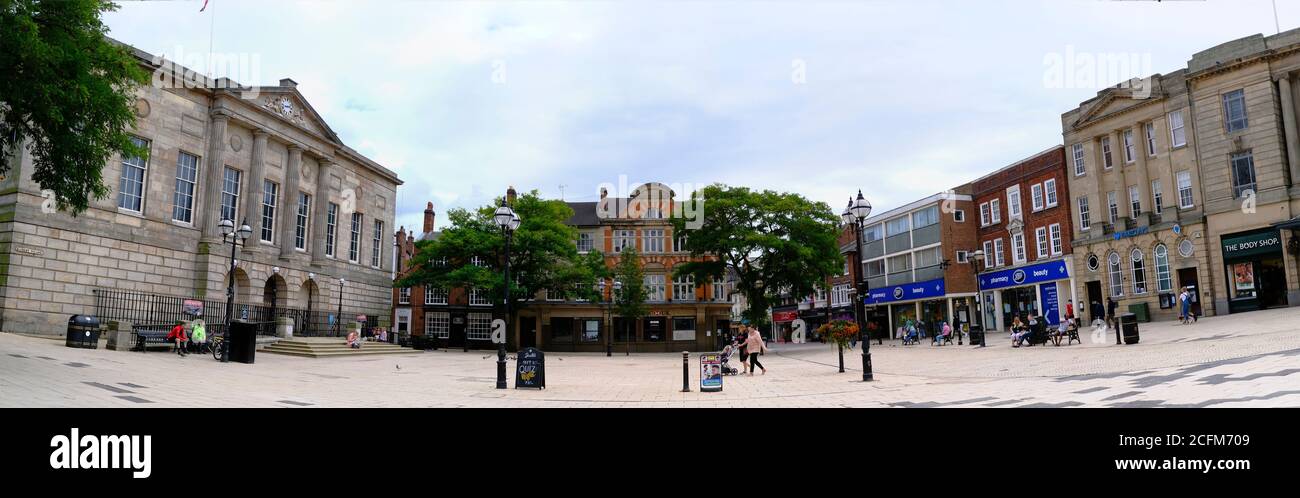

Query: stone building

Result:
[1061,70,1214,323]
[972,146,1077,331]
[0,41,402,336]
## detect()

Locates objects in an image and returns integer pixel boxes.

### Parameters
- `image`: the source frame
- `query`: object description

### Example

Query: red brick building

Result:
[971,146,1077,332]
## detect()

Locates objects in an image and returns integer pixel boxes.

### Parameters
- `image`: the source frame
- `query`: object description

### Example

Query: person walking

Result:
[1106,297,1119,331]
[1090,300,1105,328]
[1179,288,1192,324]
[744,326,768,375]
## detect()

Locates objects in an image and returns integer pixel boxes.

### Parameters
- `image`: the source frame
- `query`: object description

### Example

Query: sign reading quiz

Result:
[515,347,546,389]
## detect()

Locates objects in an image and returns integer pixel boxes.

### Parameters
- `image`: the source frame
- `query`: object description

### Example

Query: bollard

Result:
[681,351,691,392]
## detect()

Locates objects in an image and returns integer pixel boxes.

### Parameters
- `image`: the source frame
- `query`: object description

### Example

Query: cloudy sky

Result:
[105,0,1296,230]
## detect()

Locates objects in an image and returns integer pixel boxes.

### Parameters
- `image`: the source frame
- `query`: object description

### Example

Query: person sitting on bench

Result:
[166,321,189,356]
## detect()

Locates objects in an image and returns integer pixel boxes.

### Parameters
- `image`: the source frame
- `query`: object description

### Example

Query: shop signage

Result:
[771,311,798,322]
[1221,230,1283,260]
[699,353,723,392]
[1113,226,1149,240]
[514,347,545,389]
[1039,283,1060,326]
[863,278,945,305]
[182,299,204,316]
[979,260,1069,291]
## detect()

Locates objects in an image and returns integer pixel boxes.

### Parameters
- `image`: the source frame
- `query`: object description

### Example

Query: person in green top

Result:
[190,319,207,353]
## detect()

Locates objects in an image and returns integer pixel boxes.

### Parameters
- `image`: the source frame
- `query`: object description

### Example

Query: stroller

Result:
[720,344,741,376]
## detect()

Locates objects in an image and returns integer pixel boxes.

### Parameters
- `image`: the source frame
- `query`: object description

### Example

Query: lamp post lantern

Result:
[846,190,873,382]
[969,249,986,347]
[219,218,252,363]
[493,199,520,389]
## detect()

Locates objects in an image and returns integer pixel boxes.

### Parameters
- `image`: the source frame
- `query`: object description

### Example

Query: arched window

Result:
[1154,244,1172,293]
[1108,252,1124,297]
[1130,248,1147,294]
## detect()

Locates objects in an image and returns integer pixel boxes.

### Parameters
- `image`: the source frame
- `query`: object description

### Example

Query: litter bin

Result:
[1127,302,1150,323]
[1119,313,1140,345]
[968,324,984,346]
[66,315,101,349]
[227,320,258,364]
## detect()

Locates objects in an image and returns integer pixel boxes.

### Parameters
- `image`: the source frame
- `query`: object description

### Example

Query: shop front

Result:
[863,277,946,339]
[1220,229,1288,314]
[977,259,1075,332]
[771,308,798,342]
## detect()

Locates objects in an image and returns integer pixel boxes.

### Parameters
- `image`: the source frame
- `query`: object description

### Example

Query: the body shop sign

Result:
[1222,230,1282,260]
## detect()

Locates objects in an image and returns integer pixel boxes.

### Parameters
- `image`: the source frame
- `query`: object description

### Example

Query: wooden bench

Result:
[1048,323,1082,347]
[132,327,175,352]
[930,332,953,346]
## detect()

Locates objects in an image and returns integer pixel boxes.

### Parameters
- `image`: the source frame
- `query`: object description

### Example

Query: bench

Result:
[1048,323,1081,347]
[132,326,176,352]
[930,332,953,346]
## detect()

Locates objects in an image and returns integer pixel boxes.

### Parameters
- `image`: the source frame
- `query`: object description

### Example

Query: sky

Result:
[103,0,1300,231]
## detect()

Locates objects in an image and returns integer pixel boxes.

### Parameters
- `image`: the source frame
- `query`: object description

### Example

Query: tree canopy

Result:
[612,246,648,323]
[0,0,149,214]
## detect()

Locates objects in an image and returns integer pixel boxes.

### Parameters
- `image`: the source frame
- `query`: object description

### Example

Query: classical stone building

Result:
[1061,70,1214,323]
[1184,29,1300,315]
[0,41,401,336]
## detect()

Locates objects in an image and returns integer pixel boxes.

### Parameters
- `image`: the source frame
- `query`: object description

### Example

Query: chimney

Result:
[279,78,298,88]
[423,202,435,233]
[507,186,518,205]
[600,187,608,199]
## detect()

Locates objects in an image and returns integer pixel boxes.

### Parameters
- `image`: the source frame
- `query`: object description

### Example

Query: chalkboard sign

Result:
[515,347,545,389]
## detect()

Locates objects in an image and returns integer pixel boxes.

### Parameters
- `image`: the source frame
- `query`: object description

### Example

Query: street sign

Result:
[515,347,545,389]
[490,319,506,344]
[700,353,723,392]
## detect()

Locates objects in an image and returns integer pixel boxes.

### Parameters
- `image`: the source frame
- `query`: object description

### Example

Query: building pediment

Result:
[1071,79,1167,129]
[248,88,341,145]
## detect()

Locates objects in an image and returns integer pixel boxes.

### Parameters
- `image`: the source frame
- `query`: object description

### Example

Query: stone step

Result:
[266,343,408,352]
[261,347,423,358]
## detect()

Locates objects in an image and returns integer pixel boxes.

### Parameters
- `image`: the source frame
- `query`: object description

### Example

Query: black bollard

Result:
[681,351,691,392]
[838,344,844,373]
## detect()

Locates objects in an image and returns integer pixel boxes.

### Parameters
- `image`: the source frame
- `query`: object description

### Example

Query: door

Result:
[1258,258,1289,309]
[449,313,467,349]
[520,316,537,350]
[1176,269,1202,316]
[1085,281,1103,322]
[715,319,730,350]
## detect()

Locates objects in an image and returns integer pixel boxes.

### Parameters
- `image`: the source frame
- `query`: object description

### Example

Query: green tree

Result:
[396,190,607,317]
[670,184,841,331]
[611,246,647,339]
[0,0,150,214]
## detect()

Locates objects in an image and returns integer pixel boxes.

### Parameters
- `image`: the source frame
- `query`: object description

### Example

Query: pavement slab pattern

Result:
[2,306,1299,407]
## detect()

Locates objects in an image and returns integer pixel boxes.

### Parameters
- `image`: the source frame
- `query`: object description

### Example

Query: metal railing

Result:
[92,288,356,338]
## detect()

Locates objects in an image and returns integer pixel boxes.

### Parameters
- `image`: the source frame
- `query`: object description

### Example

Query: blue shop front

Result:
[976,258,1077,332]
[863,278,957,339]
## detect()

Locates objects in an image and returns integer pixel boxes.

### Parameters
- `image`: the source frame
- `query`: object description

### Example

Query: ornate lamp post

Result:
[336,277,346,337]
[844,190,873,382]
[969,249,986,347]
[493,199,520,389]
[599,279,623,357]
[219,218,252,363]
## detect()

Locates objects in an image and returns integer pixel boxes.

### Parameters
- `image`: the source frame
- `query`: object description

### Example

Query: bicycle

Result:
[208,335,227,361]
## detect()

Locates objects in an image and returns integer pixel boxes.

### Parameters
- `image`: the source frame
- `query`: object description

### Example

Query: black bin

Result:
[66,315,101,349]
[227,320,258,364]
[410,335,426,350]
[967,325,984,346]
[1119,313,1140,345]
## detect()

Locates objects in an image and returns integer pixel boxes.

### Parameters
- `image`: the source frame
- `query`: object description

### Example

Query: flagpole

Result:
[206,0,216,82]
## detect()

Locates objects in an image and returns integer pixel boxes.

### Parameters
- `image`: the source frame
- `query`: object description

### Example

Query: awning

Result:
[1272,216,1300,230]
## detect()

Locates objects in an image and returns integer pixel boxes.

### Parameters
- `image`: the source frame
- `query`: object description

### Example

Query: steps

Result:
[261,338,422,358]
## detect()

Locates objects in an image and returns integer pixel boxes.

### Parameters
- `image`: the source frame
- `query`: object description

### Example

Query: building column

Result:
[279,146,303,258]
[1112,130,1130,221]
[1131,124,1152,220]
[200,112,230,239]
[1279,74,1300,186]
[312,160,334,264]
[241,130,269,244]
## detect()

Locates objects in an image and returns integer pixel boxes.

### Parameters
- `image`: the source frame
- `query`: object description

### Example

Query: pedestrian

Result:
[1064,300,1075,327]
[1106,297,1119,331]
[735,330,749,366]
[1091,300,1105,328]
[190,319,207,353]
[1179,288,1192,324]
[745,326,768,376]
[167,321,189,356]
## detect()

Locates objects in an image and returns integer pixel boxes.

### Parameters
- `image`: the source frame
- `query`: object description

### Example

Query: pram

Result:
[720,344,741,375]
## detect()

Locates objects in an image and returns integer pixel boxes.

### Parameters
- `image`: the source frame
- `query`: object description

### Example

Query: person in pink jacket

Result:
[744,327,768,375]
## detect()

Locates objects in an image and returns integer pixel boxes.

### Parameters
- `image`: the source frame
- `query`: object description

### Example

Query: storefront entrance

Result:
[890,303,916,338]
[920,299,949,336]
[1222,229,1288,313]
[1000,286,1038,326]
[1176,269,1202,317]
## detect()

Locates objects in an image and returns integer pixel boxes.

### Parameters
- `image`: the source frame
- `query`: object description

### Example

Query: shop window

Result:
[1108,252,1124,297]
[1154,244,1172,293]
[1130,248,1147,294]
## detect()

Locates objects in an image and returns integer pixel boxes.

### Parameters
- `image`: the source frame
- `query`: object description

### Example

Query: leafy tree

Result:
[670,184,841,330]
[396,190,608,317]
[0,0,150,214]
[611,246,647,336]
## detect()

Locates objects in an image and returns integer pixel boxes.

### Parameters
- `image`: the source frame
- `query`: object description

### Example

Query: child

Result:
[190,319,207,353]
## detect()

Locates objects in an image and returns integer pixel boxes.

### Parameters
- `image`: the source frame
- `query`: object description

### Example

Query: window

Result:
[1230,151,1256,198]
[1006,186,1022,218]
[220,167,241,223]
[1145,122,1157,156]
[1168,110,1187,148]
[1101,137,1114,169]
[371,220,384,267]
[1154,244,1172,293]
[1177,171,1194,208]
[642,229,664,253]
[990,199,1001,224]
[1151,181,1163,215]
[1050,224,1063,255]
[577,232,593,252]
[1223,89,1248,132]
[118,136,149,212]
[1107,191,1119,223]
[1077,196,1091,231]
[885,217,910,236]
[1128,185,1141,217]
[613,229,635,253]
[1031,184,1045,211]
[864,259,885,277]
[1130,248,1147,294]
[1044,178,1058,207]
[1035,227,1048,259]
[645,207,662,219]
[1179,239,1194,258]
[425,312,450,339]
[832,284,849,306]
[399,288,411,304]
[712,280,727,301]
[915,246,942,268]
[260,180,278,242]
[1122,129,1135,163]
[645,275,665,301]
[994,238,1006,267]
[349,212,362,262]
[171,151,199,223]
[581,319,601,343]
[1072,143,1086,176]
[980,202,991,226]
[674,232,688,252]
[470,256,486,267]
[912,206,938,229]
[1108,252,1124,297]
[982,240,994,270]
[953,210,965,222]
[325,203,338,257]
[672,273,695,302]
[424,287,447,305]
[1011,232,1026,264]
[888,253,912,273]
[956,250,968,263]
[295,193,310,250]
[467,313,492,340]
[469,288,490,306]
[863,224,883,242]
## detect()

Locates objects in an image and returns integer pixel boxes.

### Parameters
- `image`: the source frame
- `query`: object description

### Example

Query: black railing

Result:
[92,288,356,338]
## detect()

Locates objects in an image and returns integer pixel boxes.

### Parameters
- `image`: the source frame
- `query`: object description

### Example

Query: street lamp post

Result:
[336,277,346,337]
[843,190,873,382]
[493,200,521,390]
[599,279,623,357]
[969,250,986,347]
[218,218,252,363]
